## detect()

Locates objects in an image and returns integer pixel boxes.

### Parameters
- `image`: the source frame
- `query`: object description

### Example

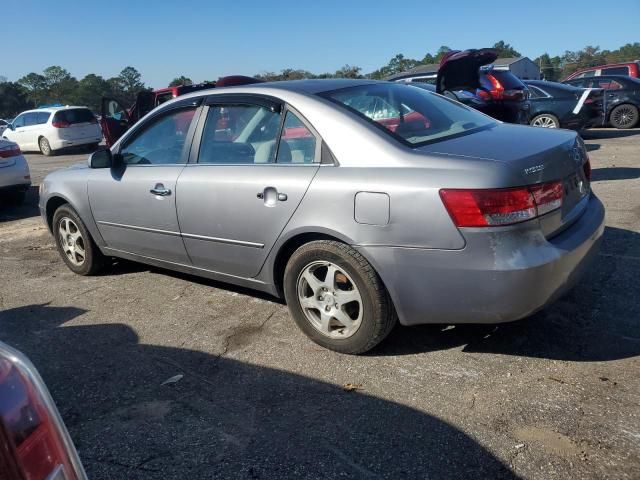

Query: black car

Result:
[388,48,530,125]
[524,80,604,130]
[564,75,640,129]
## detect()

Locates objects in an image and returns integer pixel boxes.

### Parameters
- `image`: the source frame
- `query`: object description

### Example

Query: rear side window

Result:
[198,104,282,164]
[527,85,547,99]
[278,111,317,164]
[53,108,96,125]
[481,71,525,90]
[602,67,629,76]
[36,112,50,124]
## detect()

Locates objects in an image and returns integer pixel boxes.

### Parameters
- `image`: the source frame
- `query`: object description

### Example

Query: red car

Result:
[563,61,640,81]
[100,75,263,147]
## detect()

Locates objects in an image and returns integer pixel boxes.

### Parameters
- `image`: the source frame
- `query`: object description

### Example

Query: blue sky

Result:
[2,1,639,88]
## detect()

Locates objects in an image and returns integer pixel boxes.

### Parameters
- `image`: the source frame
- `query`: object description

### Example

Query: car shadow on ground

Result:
[582,128,640,140]
[372,226,640,361]
[0,303,519,480]
[591,167,640,181]
[0,185,40,222]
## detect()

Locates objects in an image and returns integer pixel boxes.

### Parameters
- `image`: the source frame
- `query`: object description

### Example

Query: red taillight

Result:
[0,145,21,158]
[52,121,70,128]
[0,344,85,480]
[440,181,564,227]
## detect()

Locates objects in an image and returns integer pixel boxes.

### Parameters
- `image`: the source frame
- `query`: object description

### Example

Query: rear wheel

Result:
[39,137,54,156]
[609,104,639,129]
[530,114,559,128]
[283,240,396,354]
[52,205,105,275]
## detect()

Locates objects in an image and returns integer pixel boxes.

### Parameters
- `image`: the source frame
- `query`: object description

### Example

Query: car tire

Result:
[283,240,396,354]
[39,137,54,156]
[52,204,105,275]
[530,114,560,128]
[609,104,639,129]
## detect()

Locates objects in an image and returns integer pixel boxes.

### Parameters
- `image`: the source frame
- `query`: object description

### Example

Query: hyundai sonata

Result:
[39,80,604,354]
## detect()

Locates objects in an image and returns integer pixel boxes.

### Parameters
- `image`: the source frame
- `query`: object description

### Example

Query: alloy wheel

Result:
[611,106,636,128]
[296,261,363,339]
[58,217,86,266]
[532,115,558,128]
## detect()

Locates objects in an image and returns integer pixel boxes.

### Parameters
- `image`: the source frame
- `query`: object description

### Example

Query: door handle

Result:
[150,183,172,196]
[257,187,287,206]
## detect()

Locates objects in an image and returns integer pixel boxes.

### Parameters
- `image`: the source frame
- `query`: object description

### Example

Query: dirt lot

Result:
[1,130,639,479]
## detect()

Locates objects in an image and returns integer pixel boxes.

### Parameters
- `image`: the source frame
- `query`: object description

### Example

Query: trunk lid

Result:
[436,48,499,94]
[419,124,591,236]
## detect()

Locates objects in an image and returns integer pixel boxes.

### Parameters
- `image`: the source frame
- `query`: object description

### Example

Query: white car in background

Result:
[2,106,102,156]
[0,138,30,204]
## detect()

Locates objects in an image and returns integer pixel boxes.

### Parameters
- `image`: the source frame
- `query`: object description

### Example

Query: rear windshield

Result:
[321,83,495,147]
[481,71,525,90]
[53,108,95,124]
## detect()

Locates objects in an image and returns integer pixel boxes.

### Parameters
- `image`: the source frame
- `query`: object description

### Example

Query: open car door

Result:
[131,90,156,123]
[436,48,499,94]
[100,97,132,147]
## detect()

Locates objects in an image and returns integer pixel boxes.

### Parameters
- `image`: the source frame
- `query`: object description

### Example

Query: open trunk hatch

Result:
[436,48,499,94]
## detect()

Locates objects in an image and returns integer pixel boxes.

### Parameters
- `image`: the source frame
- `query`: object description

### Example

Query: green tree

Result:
[42,66,78,104]
[492,41,521,58]
[0,82,33,118]
[334,65,362,78]
[434,46,452,63]
[18,72,48,105]
[534,53,559,81]
[73,74,113,111]
[110,66,147,105]
[169,76,193,87]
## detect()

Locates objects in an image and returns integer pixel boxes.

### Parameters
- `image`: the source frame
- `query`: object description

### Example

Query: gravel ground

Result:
[1,130,639,479]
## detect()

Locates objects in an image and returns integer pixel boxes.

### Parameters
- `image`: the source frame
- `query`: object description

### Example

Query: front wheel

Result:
[39,137,54,156]
[283,240,396,354]
[52,205,105,275]
[609,104,639,129]
[530,114,559,128]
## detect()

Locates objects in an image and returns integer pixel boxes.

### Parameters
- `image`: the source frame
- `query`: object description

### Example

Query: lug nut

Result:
[325,306,331,312]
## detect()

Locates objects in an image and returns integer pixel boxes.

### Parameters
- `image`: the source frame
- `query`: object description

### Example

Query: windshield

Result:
[322,83,495,146]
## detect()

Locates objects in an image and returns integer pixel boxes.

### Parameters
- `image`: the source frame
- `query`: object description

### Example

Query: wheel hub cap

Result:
[297,261,363,339]
[58,217,86,266]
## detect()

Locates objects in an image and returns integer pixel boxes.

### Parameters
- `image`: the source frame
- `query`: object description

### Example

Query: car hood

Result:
[436,48,498,94]
[417,122,580,183]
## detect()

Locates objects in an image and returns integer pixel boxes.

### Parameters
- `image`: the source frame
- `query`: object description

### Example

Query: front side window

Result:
[12,115,25,128]
[198,104,282,164]
[120,107,196,165]
[323,83,495,147]
[23,113,39,127]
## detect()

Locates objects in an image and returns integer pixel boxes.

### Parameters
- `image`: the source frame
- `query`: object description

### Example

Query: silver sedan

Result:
[0,138,31,204]
[39,80,604,354]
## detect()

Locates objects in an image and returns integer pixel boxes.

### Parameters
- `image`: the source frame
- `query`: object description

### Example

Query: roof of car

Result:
[20,105,90,114]
[224,78,380,94]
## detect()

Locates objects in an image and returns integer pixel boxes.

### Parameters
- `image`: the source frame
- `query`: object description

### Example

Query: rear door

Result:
[101,98,132,147]
[176,95,320,278]
[89,102,201,263]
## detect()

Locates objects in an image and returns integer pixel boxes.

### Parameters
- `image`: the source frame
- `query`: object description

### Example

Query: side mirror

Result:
[88,147,112,168]
[7,123,14,131]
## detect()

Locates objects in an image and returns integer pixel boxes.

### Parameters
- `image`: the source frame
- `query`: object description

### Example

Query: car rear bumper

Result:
[0,157,31,189]
[50,136,102,150]
[357,194,605,326]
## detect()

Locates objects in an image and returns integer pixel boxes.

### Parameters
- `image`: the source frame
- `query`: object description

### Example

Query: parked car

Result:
[0,341,87,480]
[0,138,31,204]
[40,80,604,354]
[524,80,604,129]
[564,75,640,129]
[390,48,530,125]
[563,61,640,81]
[101,75,263,146]
[0,119,9,135]
[1,106,102,156]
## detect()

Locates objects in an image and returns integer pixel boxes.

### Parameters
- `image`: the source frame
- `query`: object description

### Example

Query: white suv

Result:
[1,106,102,156]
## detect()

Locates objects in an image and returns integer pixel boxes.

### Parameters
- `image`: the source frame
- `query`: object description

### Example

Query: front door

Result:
[176,99,320,278]
[101,97,132,147]
[89,105,200,264]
